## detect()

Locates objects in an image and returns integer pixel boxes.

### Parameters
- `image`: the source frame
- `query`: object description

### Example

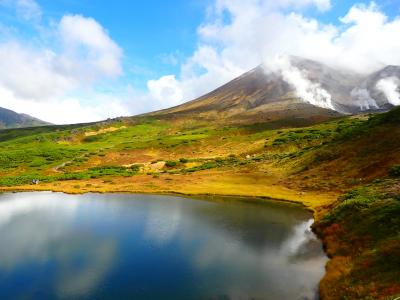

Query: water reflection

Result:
[0,192,327,300]
[144,199,183,246]
[0,193,117,299]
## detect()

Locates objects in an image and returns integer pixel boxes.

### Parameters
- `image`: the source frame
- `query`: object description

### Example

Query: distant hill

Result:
[0,107,50,129]
[150,56,400,125]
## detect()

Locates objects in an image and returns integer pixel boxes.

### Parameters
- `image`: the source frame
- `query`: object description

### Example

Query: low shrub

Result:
[130,164,142,172]
[185,162,218,173]
[313,149,340,163]
[165,161,178,168]
[389,165,400,177]
[83,135,103,143]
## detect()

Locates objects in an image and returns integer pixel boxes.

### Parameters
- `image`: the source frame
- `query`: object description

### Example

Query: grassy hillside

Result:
[309,108,400,299]
[1,108,397,195]
[0,107,399,299]
[0,113,349,197]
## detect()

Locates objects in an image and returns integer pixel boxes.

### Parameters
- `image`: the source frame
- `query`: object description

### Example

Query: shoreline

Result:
[0,187,318,212]
[0,185,336,218]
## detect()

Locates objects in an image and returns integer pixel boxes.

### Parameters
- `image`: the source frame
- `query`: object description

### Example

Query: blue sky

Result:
[0,1,210,87]
[42,0,211,88]
[32,0,398,88]
[0,0,399,123]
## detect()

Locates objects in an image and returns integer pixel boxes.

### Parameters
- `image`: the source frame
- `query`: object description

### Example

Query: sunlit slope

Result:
[0,107,398,202]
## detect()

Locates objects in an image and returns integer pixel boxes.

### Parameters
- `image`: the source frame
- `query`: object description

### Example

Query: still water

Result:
[0,192,327,300]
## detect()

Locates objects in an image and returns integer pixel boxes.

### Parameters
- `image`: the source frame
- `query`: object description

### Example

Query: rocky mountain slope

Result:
[0,107,49,129]
[151,56,400,124]
[152,60,342,125]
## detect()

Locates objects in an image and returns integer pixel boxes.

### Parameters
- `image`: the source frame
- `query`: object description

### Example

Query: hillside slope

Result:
[309,108,400,299]
[152,60,342,125]
[0,107,49,129]
[0,107,398,196]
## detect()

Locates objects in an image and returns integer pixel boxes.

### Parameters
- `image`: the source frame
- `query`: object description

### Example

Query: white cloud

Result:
[333,2,400,72]
[147,75,183,108]
[15,0,41,22]
[0,0,42,22]
[273,0,331,11]
[0,42,74,100]
[147,1,400,110]
[198,0,400,74]
[0,8,127,123]
[0,86,130,124]
[59,15,123,78]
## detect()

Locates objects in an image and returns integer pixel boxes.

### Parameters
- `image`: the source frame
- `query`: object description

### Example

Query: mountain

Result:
[0,107,50,129]
[151,61,342,126]
[151,56,400,124]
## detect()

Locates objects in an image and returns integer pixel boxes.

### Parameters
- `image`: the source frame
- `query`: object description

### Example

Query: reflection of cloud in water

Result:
[56,240,116,298]
[281,219,315,256]
[0,192,117,298]
[144,200,182,246]
[188,218,326,300]
[0,192,79,227]
[281,219,326,263]
[0,193,80,268]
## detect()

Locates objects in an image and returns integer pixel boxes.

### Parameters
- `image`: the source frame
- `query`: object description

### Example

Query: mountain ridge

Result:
[0,107,50,129]
[149,56,400,124]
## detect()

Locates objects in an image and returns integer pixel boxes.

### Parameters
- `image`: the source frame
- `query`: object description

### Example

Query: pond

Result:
[0,192,327,299]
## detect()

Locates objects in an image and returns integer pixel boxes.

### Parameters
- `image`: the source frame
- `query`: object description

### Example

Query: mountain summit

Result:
[152,56,400,124]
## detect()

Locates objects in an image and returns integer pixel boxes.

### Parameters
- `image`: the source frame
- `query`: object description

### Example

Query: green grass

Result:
[0,108,396,187]
[184,161,219,173]
[0,111,376,182]
[0,165,142,186]
[272,128,334,146]
[0,119,171,173]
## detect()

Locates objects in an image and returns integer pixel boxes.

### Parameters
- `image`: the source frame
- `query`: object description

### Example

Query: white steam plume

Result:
[264,56,335,110]
[350,88,378,110]
[376,77,400,106]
